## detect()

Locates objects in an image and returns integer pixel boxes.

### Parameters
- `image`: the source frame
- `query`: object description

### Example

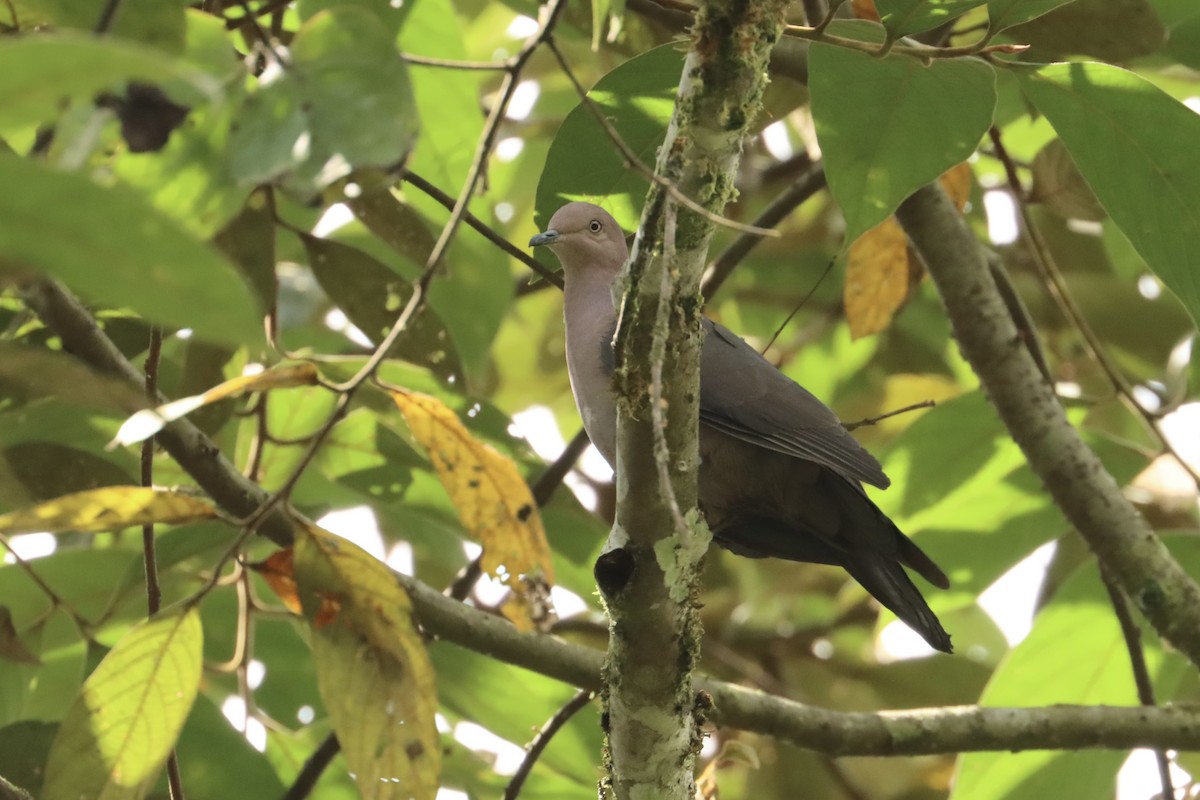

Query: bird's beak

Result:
[529,229,559,247]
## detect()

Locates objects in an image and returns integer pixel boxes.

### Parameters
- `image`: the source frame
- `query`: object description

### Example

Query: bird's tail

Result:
[843,555,953,654]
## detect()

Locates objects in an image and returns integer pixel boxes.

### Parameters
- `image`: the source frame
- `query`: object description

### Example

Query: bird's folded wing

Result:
[699,319,890,489]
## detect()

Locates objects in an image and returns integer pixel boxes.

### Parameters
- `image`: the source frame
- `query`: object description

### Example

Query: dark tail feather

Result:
[844,555,953,654]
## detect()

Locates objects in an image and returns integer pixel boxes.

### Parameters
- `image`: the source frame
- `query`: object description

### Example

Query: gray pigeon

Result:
[530,202,951,653]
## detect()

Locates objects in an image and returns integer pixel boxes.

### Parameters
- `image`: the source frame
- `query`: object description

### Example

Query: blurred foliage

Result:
[0,0,1199,798]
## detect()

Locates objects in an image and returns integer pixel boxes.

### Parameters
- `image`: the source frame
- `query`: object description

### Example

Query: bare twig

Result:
[1099,567,1174,800]
[503,689,595,800]
[843,400,936,431]
[402,171,563,288]
[137,324,185,799]
[401,53,508,71]
[280,733,341,800]
[139,326,165,617]
[762,256,838,352]
[94,0,123,33]
[531,429,591,506]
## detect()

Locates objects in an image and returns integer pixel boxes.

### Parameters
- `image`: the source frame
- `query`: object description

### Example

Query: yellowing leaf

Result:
[845,165,972,339]
[294,521,439,800]
[42,609,202,800]
[110,362,320,447]
[248,548,303,614]
[390,390,555,630]
[0,486,216,535]
[846,217,915,339]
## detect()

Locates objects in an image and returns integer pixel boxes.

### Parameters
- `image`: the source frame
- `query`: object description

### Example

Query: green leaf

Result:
[0,34,219,132]
[0,155,262,347]
[1003,0,1166,60]
[300,233,462,380]
[876,0,988,39]
[0,721,56,798]
[950,560,1167,799]
[228,7,418,194]
[1016,62,1200,326]
[397,0,483,192]
[986,0,1079,33]
[42,609,203,800]
[1166,12,1200,69]
[7,0,187,52]
[809,43,995,245]
[112,93,251,239]
[535,43,684,233]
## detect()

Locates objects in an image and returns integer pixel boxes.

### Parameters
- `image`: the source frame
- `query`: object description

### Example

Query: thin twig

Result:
[280,733,341,800]
[402,171,563,288]
[223,0,290,29]
[531,428,591,506]
[0,533,94,636]
[140,326,165,616]
[1099,567,1174,800]
[545,39,780,239]
[782,23,1025,60]
[503,689,595,800]
[762,256,838,353]
[331,0,570,396]
[445,557,484,602]
[843,400,935,431]
[94,0,123,33]
[987,127,1200,491]
[401,53,509,71]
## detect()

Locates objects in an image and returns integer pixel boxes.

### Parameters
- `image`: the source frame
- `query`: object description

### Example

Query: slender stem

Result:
[503,689,595,800]
[279,733,341,800]
[1099,568,1174,799]
[140,326,164,616]
[94,0,123,33]
[402,171,563,288]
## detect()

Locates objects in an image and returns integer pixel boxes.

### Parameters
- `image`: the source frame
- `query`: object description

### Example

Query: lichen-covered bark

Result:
[896,184,1200,670]
[602,1,789,798]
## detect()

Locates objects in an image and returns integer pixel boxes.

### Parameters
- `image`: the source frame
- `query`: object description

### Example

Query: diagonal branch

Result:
[895,182,1200,669]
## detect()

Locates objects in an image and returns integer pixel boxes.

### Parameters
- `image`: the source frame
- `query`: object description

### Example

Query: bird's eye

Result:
[589,220,603,233]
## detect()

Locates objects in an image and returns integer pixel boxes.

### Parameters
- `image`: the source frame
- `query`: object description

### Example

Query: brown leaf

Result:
[844,165,972,339]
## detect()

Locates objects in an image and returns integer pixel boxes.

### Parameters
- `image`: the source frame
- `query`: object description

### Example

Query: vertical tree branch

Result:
[603,1,789,797]
[895,183,1200,669]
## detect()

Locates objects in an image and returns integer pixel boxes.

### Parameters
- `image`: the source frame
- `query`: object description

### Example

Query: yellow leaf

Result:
[845,217,913,340]
[43,609,202,800]
[0,486,215,535]
[939,162,973,211]
[845,165,973,339]
[390,390,555,628]
[110,362,320,447]
[294,521,440,800]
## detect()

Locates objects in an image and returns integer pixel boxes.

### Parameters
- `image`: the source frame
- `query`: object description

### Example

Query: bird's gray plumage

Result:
[531,202,952,653]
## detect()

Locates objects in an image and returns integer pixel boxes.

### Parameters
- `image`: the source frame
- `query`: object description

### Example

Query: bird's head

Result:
[529,202,628,281]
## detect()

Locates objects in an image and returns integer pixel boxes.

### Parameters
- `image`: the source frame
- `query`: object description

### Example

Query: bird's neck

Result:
[563,269,620,466]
